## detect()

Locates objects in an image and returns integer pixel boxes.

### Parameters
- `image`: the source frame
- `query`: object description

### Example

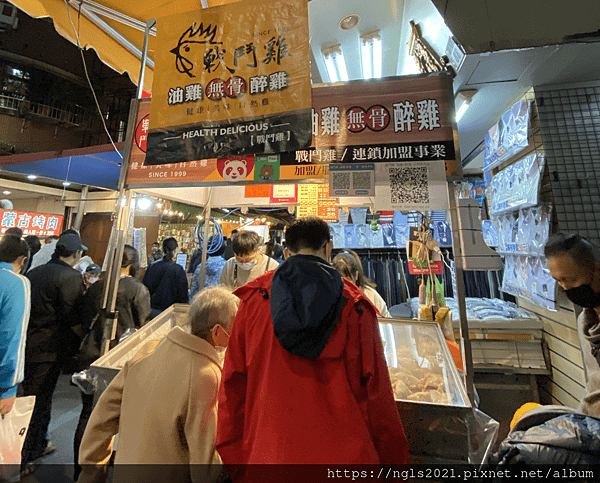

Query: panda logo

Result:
[217,157,254,182]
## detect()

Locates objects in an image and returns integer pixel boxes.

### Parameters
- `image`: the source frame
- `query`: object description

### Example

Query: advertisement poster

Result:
[329,163,375,197]
[373,161,448,211]
[0,210,63,237]
[270,184,297,203]
[301,75,459,177]
[146,0,312,165]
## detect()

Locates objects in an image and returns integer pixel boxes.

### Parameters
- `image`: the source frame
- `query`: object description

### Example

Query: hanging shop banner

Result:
[0,210,63,237]
[329,163,375,197]
[289,74,459,177]
[270,184,297,203]
[146,0,312,165]
[372,161,448,212]
[127,100,218,185]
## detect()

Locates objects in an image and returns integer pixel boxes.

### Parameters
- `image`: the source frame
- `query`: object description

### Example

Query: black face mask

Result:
[565,283,600,309]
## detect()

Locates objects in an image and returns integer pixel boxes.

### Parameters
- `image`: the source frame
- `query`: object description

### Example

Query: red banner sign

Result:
[0,209,63,237]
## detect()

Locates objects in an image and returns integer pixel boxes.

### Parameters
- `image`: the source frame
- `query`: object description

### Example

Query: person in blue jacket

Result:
[0,232,31,416]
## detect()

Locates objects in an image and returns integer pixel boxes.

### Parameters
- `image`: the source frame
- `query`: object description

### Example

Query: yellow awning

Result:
[9,0,241,92]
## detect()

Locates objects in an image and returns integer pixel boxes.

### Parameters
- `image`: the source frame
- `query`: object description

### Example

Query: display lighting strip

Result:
[322,44,349,83]
[360,31,382,80]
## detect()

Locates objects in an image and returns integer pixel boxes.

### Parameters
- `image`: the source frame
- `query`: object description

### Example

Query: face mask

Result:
[565,284,600,309]
[235,259,257,271]
[88,276,99,284]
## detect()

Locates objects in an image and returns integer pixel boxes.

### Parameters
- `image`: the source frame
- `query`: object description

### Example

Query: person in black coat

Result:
[490,405,600,472]
[142,237,189,317]
[72,244,152,480]
[21,232,87,469]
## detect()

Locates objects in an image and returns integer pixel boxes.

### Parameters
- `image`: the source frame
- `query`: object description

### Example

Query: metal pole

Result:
[447,181,476,405]
[99,19,154,354]
[73,185,89,231]
[198,188,213,289]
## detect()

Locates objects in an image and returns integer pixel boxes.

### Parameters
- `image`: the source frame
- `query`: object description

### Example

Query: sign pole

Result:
[100,19,155,354]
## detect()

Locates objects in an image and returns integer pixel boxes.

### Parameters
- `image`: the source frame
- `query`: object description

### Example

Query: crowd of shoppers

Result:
[7,219,600,481]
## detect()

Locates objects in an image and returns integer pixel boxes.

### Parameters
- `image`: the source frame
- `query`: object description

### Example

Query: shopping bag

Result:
[0,396,35,482]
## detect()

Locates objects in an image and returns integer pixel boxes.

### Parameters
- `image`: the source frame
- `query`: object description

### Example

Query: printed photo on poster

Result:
[146,0,312,165]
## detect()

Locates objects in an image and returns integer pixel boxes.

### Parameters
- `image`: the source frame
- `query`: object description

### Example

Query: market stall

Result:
[93,3,502,465]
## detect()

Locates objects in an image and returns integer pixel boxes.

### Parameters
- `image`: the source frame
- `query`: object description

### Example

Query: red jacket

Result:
[216,268,408,467]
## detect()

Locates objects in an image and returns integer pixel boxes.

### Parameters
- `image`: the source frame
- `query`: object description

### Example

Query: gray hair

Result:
[188,286,239,339]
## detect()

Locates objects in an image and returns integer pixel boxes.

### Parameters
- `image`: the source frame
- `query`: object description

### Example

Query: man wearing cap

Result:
[21,231,88,470]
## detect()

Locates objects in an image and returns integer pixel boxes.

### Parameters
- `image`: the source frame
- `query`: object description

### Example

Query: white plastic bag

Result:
[0,396,35,481]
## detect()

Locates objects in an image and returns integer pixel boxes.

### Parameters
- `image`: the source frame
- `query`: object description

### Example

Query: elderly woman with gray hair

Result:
[78,286,239,483]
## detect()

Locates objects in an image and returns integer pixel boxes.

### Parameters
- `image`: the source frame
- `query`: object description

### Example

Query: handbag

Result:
[73,315,103,372]
[0,396,35,481]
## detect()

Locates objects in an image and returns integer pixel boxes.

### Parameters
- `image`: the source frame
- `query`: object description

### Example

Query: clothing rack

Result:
[335,248,511,306]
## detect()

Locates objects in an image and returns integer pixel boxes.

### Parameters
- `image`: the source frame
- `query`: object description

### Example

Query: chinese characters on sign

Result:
[0,210,63,237]
[146,0,312,165]
[309,75,459,178]
[296,184,338,221]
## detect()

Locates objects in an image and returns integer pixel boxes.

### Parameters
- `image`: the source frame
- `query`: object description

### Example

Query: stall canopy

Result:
[8,0,240,91]
[0,143,124,190]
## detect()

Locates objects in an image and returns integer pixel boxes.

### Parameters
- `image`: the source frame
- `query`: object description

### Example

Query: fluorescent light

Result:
[455,100,470,122]
[62,181,71,186]
[454,90,477,122]
[2,191,10,195]
[361,32,382,80]
[27,174,37,180]
[322,45,348,83]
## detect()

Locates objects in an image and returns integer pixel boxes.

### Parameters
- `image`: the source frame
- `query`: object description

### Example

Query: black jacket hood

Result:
[270,254,346,359]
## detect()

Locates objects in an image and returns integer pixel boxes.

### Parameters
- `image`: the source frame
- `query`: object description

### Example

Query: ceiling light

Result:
[455,90,477,122]
[178,212,183,217]
[169,211,174,215]
[338,14,360,31]
[322,45,348,83]
[164,209,169,215]
[361,31,382,80]
[27,174,37,180]
[261,218,266,222]
[137,198,152,210]
[156,202,163,209]
[2,191,10,195]
[62,181,71,187]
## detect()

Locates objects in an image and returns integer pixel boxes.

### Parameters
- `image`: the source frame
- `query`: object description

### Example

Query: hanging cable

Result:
[193,217,223,254]
[63,0,122,158]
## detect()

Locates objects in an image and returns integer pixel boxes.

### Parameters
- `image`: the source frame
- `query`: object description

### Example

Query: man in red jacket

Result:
[217,217,407,478]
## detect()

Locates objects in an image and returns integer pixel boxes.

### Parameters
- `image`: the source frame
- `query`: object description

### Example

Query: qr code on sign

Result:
[331,172,351,190]
[352,172,372,190]
[389,166,429,204]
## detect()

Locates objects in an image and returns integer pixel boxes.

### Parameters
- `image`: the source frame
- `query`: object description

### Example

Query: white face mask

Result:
[235,259,257,271]
[88,276,99,284]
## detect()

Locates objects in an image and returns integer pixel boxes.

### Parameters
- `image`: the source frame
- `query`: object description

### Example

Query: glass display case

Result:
[379,318,470,407]
[379,318,499,464]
